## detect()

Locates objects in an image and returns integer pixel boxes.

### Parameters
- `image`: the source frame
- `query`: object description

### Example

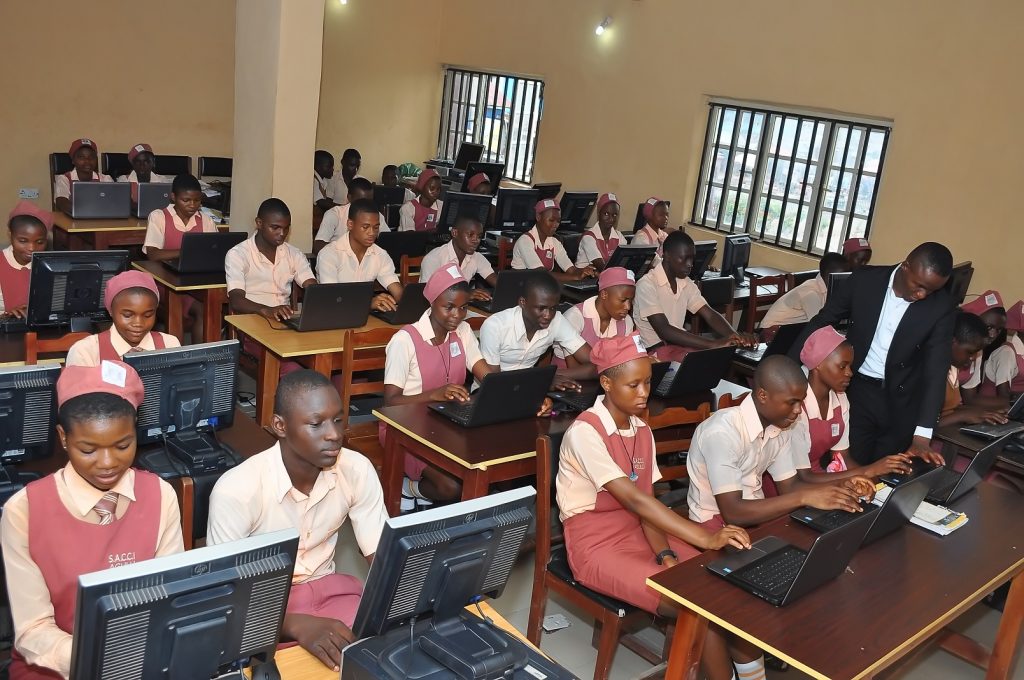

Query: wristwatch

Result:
[655,549,678,565]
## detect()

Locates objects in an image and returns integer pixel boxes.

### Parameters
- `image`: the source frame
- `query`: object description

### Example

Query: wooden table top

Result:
[132,259,227,291]
[225,314,396,358]
[373,403,574,469]
[52,213,146,232]
[936,424,1024,472]
[648,483,1024,680]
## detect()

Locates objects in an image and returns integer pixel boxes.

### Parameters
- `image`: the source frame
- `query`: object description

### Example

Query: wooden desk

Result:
[132,260,227,344]
[52,213,228,251]
[373,403,574,516]
[649,483,1024,680]
[0,328,83,366]
[935,424,1024,474]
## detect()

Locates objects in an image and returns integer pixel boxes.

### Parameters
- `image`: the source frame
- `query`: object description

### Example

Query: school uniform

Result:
[316,235,399,287]
[142,207,216,254]
[630,225,667,257]
[52,170,113,201]
[511,227,573,272]
[1,465,182,678]
[0,247,31,315]
[799,389,851,473]
[479,306,586,371]
[557,395,698,613]
[553,296,634,364]
[633,266,708,361]
[65,328,179,367]
[419,241,494,283]
[575,224,625,268]
[983,335,1024,395]
[686,397,809,526]
[761,275,828,328]
[313,171,337,205]
[225,233,315,308]
[314,203,390,244]
[957,354,984,391]
[207,443,387,626]
[398,199,444,232]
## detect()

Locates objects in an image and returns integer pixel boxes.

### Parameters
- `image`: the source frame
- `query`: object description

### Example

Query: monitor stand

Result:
[68,316,96,333]
[164,430,239,477]
[0,465,41,506]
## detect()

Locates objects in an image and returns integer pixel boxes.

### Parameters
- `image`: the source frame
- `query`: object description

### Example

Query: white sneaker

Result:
[400,495,416,512]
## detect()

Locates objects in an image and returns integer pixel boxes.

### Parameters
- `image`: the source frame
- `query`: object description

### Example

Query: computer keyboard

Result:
[814,502,873,530]
[438,400,476,425]
[551,391,597,412]
[734,546,806,595]
[565,278,598,291]
[0,317,28,333]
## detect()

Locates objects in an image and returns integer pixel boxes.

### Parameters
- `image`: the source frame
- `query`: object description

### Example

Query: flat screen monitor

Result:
[26,250,129,330]
[372,185,406,212]
[375,231,431,271]
[459,161,504,195]
[436,191,492,235]
[826,271,852,305]
[494,188,540,233]
[605,245,658,281]
[532,183,562,201]
[720,234,752,283]
[70,529,298,680]
[0,364,59,504]
[690,240,718,281]
[558,191,598,233]
[633,200,671,230]
[945,261,974,307]
[453,142,485,170]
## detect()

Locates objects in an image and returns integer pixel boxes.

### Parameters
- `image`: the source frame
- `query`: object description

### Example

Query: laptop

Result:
[564,245,658,293]
[654,347,736,398]
[790,466,944,545]
[736,323,809,363]
[165,232,247,273]
[549,362,672,413]
[706,508,875,606]
[134,182,172,218]
[283,282,374,332]
[68,182,131,219]
[370,283,429,325]
[880,434,1011,505]
[960,393,1024,439]
[428,365,556,428]
[469,270,534,314]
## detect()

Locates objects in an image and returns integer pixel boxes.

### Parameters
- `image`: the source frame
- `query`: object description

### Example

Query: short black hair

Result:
[257,197,291,220]
[8,214,46,234]
[523,270,561,300]
[58,392,136,433]
[171,173,202,194]
[348,177,373,194]
[954,311,988,347]
[453,213,484,231]
[908,242,954,278]
[382,164,398,175]
[314,149,334,165]
[753,355,808,393]
[819,252,848,277]
[663,230,694,255]
[341,148,361,162]
[348,198,379,221]
[274,370,335,417]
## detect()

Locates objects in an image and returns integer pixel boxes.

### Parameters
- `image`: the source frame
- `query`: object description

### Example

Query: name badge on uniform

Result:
[427,214,435,223]
[831,423,840,437]
[450,342,461,358]
[544,250,553,259]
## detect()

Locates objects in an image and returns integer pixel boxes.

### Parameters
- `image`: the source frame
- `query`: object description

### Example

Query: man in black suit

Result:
[791,242,955,465]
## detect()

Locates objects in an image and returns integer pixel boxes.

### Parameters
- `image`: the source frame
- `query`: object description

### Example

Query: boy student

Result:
[0,201,51,318]
[418,214,497,300]
[554,267,635,367]
[224,198,316,322]
[316,198,404,312]
[511,199,596,283]
[630,197,671,257]
[66,271,179,366]
[381,164,414,202]
[466,172,492,195]
[116,143,170,202]
[53,138,113,214]
[313,177,390,254]
[939,312,1009,428]
[686,355,872,529]
[842,237,872,270]
[983,300,1024,399]
[575,192,625,270]
[207,371,387,672]
[2,362,183,679]
[314,149,338,213]
[338,148,363,191]
[634,231,756,362]
[399,169,445,232]
[761,252,848,329]
[960,290,1008,405]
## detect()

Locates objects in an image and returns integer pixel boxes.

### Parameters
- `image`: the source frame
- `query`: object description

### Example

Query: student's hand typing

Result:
[702,525,752,551]
[8,305,27,319]
[537,397,554,417]
[801,483,863,513]
[429,384,471,402]
[864,453,913,478]
[578,266,597,280]
[843,475,877,501]
[283,613,354,671]
[259,305,295,322]
[904,436,945,466]
[734,332,759,349]
[470,288,492,302]
[551,374,582,392]
[960,405,1009,426]
[371,293,398,312]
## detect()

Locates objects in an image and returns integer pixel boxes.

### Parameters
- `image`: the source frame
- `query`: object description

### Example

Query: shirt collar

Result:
[511,306,551,343]
[581,296,599,320]
[248,231,283,264]
[2,247,29,271]
[527,226,552,248]
[107,325,147,355]
[652,264,671,288]
[802,387,842,420]
[591,395,646,434]
[1011,334,1024,355]
[268,441,337,503]
[61,462,136,517]
[737,395,782,442]
[411,310,436,341]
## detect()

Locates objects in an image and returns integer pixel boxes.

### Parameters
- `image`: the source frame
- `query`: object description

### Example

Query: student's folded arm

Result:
[227,289,270,316]
[648,312,719,350]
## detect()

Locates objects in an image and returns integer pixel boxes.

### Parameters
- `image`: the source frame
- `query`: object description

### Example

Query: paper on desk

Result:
[202,188,221,198]
[872,483,968,536]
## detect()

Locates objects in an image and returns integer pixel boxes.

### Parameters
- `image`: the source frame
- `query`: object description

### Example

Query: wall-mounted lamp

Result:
[595,17,612,36]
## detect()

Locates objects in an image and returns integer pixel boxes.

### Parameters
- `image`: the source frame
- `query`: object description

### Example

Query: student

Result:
[557,333,750,622]
[207,370,387,672]
[575,192,625,270]
[842,237,872,270]
[761,252,847,329]
[225,198,317,321]
[0,201,51,318]
[116,143,170,203]
[338,148,363,192]
[982,300,1024,399]
[313,177,390,253]
[630,197,670,257]
[687,355,871,529]
[316,198,403,312]
[940,312,1009,427]
[2,361,183,679]
[383,266,496,509]
[634,231,756,361]
[314,149,338,212]
[66,271,179,366]
[399,169,444,232]
[381,164,414,202]
[466,172,492,195]
[53,138,113,214]
[511,199,596,283]
[554,267,635,368]
[419,215,497,299]
[961,290,1008,404]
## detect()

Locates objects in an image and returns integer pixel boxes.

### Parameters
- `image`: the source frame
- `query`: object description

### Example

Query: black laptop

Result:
[371,283,429,325]
[134,182,172,218]
[549,361,671,413]
[165,232,246,273]
[428,365,556,427]
[68,182,131,219]
[960,393,1024,439]
[880,434,1011,505]
[706,508,875,607]
[283,282,374,332]
[654,346,736,397]
[469,270,534,314]
[736,322,809,364]
[563,245,657,293]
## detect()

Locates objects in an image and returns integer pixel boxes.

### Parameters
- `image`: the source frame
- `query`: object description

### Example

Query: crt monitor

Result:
[459,161,504,195]
[70,529,298,680]
[689,240,719,281]
[532,182,561,201]
[558,191,599,232]
[945,261,974,306]
[493,188,541,233]
[436,191,492,235]
[453,142,485,170]
[720,234,752,283]
[26,250,129,331]
[372,185,406,212]
[0,364,60,505]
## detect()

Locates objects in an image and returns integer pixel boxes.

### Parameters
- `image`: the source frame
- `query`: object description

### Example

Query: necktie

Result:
[93,492,118,525]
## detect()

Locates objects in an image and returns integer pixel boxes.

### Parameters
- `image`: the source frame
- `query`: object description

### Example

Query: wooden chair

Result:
[338,326,399,434]
[644,402,712,485]
[24,331,89,365]
[742,273,791,334]
[718,391,749,410]
[497,236,514,271]
[399,254,424,285]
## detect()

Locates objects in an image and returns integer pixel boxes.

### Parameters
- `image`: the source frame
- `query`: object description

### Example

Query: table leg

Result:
[461,470,490,501]
[987,572,1024,679]
[95,232,111,250]
[256,348,281,427]
[311,353,333,378]
[664,609,708,680]
[382,428,404,516]
[166,290,185,343]
[203,289,226,343]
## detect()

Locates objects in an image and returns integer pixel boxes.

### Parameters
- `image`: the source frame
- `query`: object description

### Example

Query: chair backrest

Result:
[497,236,514,271]
[558,232,582,264]
[745,273,791,333]
[102,152,130,179]
[718,391,749,410]
[155,155,192,177]
[533,431,567,571]
[198,156,233,179]
[399,254,424,285]
[24,331,90,365]
[49,153,73,208]
[644,402,712,455]
[339,326,399,433]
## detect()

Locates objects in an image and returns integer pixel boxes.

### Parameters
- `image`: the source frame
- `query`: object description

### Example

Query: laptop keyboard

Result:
[565,278,598,291]
[552,391,597,412]
[734,546,806,596]
[437,400,476,425]
[813,502,873,530]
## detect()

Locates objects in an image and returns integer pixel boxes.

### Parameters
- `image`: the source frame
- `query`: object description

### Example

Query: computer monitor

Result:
[459,161,504,195]
[493,188,541,233]
[945,261,974,307]
[689,240,718,281]
[826,271,852,305]
[123,340,240,475]
[605,245,658,281]
[372,185,406,213]
[0,364,59,505]
[453,142,485,170]
[26,250,129,332]
[558,191,599,233]
[720,234,752,284]
[436,191,492,235]
[532,183,562,201]
[633,200,671,230]
[376,231,431,271]
[70,529,298,680]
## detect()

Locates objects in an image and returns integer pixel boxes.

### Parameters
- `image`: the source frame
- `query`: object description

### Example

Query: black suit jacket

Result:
[789,265,954,432]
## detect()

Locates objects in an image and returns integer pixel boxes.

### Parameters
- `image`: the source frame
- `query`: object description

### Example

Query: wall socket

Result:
[18,188,39,199]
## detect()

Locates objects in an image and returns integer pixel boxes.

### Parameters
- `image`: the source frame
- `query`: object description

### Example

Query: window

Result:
[691,100,890,255]
[436,67,545,184]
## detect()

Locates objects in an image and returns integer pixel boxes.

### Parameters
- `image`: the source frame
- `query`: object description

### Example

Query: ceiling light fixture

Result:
[595,17,612,36]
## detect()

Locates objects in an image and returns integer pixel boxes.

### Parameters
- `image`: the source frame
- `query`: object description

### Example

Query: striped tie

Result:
[93,492,118,525]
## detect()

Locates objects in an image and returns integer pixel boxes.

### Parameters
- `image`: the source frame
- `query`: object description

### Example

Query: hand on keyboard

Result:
[864,453,914,479]
[801,483,864,514]
[842,475,878,501]
[428,384,471,403]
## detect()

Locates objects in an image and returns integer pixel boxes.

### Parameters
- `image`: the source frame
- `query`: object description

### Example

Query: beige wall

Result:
[433,0,1023,297]
[0,0,235,238]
